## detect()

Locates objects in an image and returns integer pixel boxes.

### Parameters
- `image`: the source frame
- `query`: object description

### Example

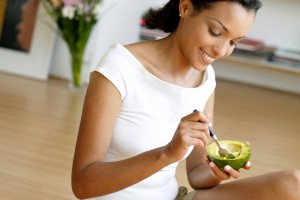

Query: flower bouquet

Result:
[42,0,103,88]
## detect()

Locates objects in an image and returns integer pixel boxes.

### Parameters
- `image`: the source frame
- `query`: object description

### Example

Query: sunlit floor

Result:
[0,72,299,199]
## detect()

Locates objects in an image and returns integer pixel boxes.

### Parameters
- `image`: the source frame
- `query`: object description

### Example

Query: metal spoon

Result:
[192,109,235,158]
[208,126,236,159]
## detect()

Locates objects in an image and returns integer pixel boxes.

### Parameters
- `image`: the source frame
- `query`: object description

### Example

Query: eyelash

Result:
[230,41,237,46]
[209,28,237,46]
[209,28,221,37]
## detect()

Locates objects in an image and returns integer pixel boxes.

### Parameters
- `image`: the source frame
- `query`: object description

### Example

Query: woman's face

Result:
[177,1,256,71]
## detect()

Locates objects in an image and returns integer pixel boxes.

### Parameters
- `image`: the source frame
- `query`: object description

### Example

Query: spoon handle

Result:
[208,126,222,149]
[208,126,215,138]
[192,109,222,147]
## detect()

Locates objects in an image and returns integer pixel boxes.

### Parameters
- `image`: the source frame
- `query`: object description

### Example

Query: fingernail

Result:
[224,165,231,172]
[246,162,251,167]
[208,122,212,126]
[209,162,215,168]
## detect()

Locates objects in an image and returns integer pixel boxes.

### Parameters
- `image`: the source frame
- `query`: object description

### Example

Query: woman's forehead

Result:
[200,2,256,35]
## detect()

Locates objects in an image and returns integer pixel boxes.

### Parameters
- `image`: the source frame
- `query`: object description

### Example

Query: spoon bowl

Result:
[208,127,236,159]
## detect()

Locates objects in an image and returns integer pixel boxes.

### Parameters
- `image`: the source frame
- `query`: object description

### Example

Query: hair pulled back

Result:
[144,0,262,33]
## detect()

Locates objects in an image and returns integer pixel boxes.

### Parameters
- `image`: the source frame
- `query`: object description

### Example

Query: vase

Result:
[42,0,100,90]
[69,50,85,90]
[57,17,96,90]
[65,30,94,91]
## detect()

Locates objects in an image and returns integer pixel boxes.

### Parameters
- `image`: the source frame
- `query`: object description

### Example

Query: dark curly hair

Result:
[144,0,262,33]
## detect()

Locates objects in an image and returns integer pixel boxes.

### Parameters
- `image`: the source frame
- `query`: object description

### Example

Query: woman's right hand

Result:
[164,111,211,161]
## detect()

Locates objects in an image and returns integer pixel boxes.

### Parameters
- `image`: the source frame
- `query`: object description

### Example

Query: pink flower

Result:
[62,0,81,7]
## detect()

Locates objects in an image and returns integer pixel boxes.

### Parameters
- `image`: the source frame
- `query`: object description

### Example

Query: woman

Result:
[71,0,300,199]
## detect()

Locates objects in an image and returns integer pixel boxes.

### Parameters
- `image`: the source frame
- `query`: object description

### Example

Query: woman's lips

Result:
[200,49,215,65]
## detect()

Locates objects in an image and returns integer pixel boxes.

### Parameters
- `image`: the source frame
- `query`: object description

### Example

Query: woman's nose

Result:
[212,42,231,58]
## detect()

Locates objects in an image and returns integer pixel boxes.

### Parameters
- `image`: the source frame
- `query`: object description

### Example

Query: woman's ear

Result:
[179,0,191,17]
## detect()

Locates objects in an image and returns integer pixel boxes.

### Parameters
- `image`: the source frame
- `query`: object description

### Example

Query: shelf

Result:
[222,55,300,75]
[213,55,300,94]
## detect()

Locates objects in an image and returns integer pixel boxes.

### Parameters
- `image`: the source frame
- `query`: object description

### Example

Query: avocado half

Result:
[206,140,251,170]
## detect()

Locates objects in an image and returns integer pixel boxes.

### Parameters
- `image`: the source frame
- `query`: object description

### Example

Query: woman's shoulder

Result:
[125,40,153,50]
[95,42,151,74]
[125,41,155,58]
[99,43,136,65]
[103,42,153,61]
[124,41,160,69]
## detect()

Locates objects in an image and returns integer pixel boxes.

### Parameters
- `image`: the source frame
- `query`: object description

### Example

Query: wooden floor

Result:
[0,72,299,199]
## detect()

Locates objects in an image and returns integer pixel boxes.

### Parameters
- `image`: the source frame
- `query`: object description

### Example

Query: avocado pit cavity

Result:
[219,143,242,159]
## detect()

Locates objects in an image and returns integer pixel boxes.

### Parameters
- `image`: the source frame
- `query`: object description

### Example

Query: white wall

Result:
[49,0,300,81]
[49,0,167,81]
[247,0,300,50]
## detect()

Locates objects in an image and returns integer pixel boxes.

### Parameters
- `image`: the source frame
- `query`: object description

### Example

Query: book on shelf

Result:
[232,46,276,61]
[235,38,265,51]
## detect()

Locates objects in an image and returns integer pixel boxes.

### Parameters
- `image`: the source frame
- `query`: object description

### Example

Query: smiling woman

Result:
[71,0,300,200]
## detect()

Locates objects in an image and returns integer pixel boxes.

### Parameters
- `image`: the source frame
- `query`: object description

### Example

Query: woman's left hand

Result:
[204,155,251,181]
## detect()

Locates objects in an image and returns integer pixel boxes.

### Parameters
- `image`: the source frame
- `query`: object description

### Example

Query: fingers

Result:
[224,165,240,179]
[205,156,241,180]
[190,110,211,139]
[192,109,210,124]
[188,131,209,147]
[177,124,209,148]
[169,110,214,160]
[178,111,211,148]
[243,161,251,170]
[204,156,230,181]
[169,117,209,159]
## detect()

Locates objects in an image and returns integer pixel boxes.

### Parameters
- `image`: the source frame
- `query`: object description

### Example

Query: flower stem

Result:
[71,51,84,88]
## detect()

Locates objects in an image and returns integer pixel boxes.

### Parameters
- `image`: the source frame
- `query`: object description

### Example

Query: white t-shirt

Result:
[92,43,216,200]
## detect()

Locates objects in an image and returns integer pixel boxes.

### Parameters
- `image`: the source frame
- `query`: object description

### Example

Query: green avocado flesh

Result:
[206,140,251,170]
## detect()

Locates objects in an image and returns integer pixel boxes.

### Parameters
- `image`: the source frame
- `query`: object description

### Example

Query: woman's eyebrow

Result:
[209,18,229,33]
[209,17,246,40]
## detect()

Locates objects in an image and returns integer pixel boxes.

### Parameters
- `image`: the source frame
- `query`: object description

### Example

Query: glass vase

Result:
[68,50,86,91]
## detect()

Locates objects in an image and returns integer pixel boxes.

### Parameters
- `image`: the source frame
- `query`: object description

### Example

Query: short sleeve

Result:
[93,44,128,100]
